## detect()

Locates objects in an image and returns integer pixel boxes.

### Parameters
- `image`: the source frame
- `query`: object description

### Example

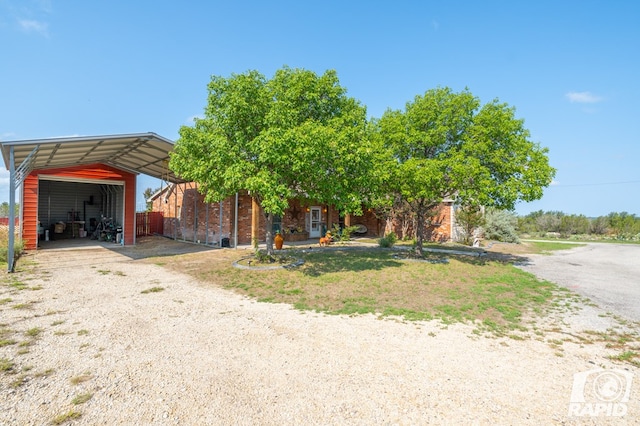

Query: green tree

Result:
[142,187,160,212]
[378,87,555,255]
[0,202,19,218]
[517,210,544,234]
[559,214,590,236]
[607,211,640,237]
[170,67,377,254]
[454,204,485,245]
[589,216,609,235]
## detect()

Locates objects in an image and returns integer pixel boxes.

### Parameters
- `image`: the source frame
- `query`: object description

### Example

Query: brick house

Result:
[150,182,454,246]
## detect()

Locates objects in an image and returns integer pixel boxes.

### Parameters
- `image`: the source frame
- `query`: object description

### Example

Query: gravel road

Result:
[1,240,638,424]
[516,243,640,322]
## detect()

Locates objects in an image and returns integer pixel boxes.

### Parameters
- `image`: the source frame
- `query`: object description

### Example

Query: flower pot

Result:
[274,233,284,250]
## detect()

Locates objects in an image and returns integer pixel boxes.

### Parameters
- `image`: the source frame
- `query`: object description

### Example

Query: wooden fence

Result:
[0,218,19,226]
[136,212,163,237]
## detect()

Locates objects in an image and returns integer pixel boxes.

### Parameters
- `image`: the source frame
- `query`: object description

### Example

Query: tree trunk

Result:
[265,212,274,255]
[401,216,410,240]
[385,217,393,235]
[414,209,425,256]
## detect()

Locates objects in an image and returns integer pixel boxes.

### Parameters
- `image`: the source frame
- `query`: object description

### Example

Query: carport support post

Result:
[7,146,16,272]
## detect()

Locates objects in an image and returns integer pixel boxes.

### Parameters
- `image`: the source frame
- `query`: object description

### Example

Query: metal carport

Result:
[1,132,183,272]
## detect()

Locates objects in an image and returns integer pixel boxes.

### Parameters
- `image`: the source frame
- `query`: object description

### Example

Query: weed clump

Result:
[378,232,398,248]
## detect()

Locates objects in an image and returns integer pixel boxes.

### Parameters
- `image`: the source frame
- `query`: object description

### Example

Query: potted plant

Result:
[274,231,284,250]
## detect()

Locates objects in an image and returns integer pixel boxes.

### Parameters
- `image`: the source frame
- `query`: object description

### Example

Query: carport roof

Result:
[0,132,184,183]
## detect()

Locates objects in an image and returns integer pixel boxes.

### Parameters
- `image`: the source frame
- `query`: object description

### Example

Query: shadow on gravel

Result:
[36,235,217,261]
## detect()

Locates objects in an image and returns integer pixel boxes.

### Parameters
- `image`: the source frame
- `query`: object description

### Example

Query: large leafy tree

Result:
[170,67,377,254]
[377,87,555,254]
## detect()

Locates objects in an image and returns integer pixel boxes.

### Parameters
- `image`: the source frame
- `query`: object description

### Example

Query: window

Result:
[272,215,282,233]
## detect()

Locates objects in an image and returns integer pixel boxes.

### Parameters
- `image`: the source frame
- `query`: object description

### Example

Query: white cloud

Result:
[565,91,603,104]
[19,19,49,36]
[550,180,559,186]
[431,20,440,31]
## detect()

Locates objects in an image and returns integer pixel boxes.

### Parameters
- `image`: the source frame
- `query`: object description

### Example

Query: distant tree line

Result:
[0,202,19,218]
[517,210,640,240]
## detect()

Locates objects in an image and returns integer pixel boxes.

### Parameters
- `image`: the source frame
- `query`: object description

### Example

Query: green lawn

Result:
[159,247,573,335]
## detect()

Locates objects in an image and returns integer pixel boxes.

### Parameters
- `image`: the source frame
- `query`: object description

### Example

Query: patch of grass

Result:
[10,373,27,388]
[71,392,93,405]
[527,241,585,254]
[69,373,93,385]
[34,368,55,378]
[51,410,82,425]
[97,269,111,275]
[158,248,564,335]
[0,297,12,305]
[25,327,43,338]
[8,280,28,290]
[0,338,17,347]
[51,320,65,326]
[609,351,638,362]
[12,302,34,310]
[0,357,14,372]
[141,286,164,294]
[77,329,89,336]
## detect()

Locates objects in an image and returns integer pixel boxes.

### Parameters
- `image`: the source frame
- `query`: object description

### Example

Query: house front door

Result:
[309,207,322,238]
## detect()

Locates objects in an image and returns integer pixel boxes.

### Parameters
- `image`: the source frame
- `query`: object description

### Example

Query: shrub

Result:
[484,208,520,243]
[0,225,24,264]
[454,205,485,245]
[378,232,397,248]
[330,225,360,242]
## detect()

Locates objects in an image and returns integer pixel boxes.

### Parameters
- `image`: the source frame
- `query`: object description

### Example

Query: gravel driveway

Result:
[1,240,638,424]
[516,243,640,323]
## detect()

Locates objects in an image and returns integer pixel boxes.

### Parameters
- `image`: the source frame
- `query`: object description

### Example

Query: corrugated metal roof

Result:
[0,132,184,183]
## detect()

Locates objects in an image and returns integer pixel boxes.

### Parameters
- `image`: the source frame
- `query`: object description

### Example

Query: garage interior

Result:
[37,179,124,243]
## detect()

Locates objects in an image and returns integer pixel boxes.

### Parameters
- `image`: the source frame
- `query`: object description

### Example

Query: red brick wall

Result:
[235,193,254,245]
[388,202,453,242]
[151,183,453,244]
[152,183,233,244]
[349,209,383,238]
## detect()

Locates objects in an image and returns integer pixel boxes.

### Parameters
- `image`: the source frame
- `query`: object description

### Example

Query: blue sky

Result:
[1,0,638,216]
